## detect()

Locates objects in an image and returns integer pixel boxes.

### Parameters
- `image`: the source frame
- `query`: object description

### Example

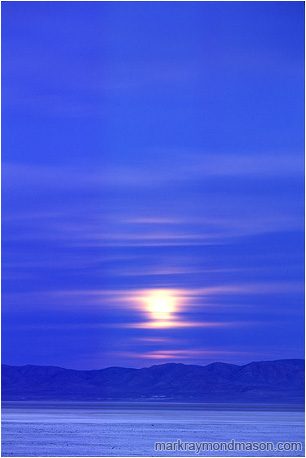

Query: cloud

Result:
[4,281,303,317]
[102,348,260,364]
[184,152,304,178]
[3,149,303,254]
[123,320,235,329]
[3,148,303,194]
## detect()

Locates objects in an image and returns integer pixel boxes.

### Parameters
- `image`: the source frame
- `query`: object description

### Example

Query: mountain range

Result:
[2,359,304,403]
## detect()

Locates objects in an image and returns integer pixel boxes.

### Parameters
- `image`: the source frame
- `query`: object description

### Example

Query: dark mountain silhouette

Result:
[2,359,304,403]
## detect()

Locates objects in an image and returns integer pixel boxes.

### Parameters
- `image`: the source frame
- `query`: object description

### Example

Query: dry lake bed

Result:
[1,402,304,456]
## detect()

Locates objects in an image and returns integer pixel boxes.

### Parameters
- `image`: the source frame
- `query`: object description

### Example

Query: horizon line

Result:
[2,358,304,372]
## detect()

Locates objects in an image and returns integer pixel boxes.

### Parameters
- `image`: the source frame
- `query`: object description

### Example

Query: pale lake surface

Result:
[1,402,304,456]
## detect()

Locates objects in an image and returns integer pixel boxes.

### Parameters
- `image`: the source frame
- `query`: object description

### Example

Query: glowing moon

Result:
[144,289,177,321]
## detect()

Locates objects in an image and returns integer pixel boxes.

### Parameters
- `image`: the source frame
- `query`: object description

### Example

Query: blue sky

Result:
[2,1,304,369]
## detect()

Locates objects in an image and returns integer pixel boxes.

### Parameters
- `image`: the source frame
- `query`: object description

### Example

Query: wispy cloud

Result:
[123,320,236,329]
[102,348,260,365]
[3,148,303,195]
[3,156,303,256]
[4,281,303,334]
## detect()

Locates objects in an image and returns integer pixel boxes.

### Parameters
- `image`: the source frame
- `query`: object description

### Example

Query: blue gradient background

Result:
[2,1,304,369]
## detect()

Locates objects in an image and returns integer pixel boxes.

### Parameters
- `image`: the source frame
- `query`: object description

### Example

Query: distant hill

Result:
[2,359,304,404]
